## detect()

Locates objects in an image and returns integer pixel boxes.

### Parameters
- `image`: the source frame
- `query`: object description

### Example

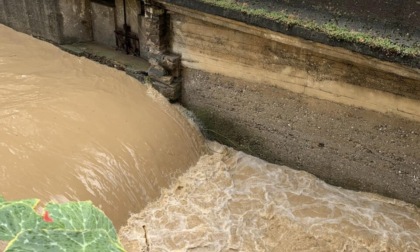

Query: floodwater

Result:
[120,142,420,251]
[0,24,203,227]
[1,24,420,251]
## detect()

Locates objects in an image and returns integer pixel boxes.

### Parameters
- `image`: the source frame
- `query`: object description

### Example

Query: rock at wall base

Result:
[151,79,181,102]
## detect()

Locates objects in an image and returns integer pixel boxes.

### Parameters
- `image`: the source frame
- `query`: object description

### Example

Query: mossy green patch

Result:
[198,0,419,57]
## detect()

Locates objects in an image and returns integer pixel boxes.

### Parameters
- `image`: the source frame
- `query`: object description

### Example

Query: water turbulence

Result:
[1,25,420,251]
[0,24,204,227]
[120,142,420,251]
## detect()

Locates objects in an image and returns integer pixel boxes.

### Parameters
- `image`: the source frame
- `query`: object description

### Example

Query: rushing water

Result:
[1,24,419,251]
[120,142,420,251]
[0,24,203,228]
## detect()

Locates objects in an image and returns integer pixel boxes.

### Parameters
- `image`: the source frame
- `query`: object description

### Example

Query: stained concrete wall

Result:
[58,0,92,43]
[115,0,139,35]
[0,0,92,44]
[167,7,420,205]
[161,0,419,69]
[169,10,420,121]
[0,0,62,42]
[91,2,116,47]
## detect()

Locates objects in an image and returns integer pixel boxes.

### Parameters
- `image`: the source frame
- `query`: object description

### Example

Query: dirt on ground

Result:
[181,68,420,206]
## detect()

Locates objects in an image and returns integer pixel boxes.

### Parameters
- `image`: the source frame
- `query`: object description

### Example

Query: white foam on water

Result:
[120,142,420,251]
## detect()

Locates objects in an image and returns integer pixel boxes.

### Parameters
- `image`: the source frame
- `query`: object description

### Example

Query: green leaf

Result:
[45,201,118,241]
[5,229,125,252]
[0,199,124,251]
[18,199,39,208]
[0,203,41,241]
[0,199,39,208]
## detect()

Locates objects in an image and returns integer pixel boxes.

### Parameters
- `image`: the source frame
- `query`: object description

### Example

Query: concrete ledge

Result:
[59,42,183,101]
[159,0,420,69]
[167,5,420,205]
[167,7,420,122]
[60,42,151,88]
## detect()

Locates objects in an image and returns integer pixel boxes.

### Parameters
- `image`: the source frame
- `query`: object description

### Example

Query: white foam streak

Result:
[120,141,420,251]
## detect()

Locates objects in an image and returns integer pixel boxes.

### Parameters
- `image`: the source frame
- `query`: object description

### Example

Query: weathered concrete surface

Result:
[136,3,182,101]
[58,0,92,43]
[170,11,420,122]
[0,0,92,44]
[91,2,116,47]
[115,0,140,34]
[59,42,149,79]
[182,68,420,206]
[168,9,420,205]
[159,0,420,69]
[0,0,62,42]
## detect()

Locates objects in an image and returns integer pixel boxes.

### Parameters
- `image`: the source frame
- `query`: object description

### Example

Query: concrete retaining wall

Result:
[1,0,419,205]
[161,0,420,69]
[0,0,92,44]
[58,0,92,43]
[0,0,62,42]
[167,6,420,205]
[91,2,116,47]
[115,0,139,35]
[169,7,420,122]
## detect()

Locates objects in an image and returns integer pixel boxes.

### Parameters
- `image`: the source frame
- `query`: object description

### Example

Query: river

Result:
[0,24,419,251]
[0,24,203,228]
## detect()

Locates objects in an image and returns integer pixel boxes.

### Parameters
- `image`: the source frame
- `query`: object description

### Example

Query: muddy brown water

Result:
[1,24,419,251]
[120,142,420,251]
[0,24,204,228]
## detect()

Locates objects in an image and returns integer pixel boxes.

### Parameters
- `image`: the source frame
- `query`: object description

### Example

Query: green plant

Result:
[0,197,125,252]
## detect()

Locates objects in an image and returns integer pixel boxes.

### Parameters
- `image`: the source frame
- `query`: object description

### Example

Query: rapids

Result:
[0,24,203,228]
[120,142,420,251]
[0,24,419,251]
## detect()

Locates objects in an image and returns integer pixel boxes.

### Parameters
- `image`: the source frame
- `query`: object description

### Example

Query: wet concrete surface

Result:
[60,42,150,80]
[181,68,420,206]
